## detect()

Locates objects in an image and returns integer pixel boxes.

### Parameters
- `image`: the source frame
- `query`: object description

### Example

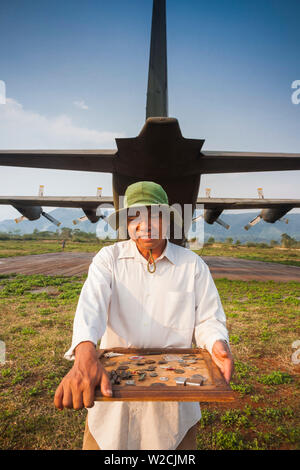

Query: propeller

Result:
[244,188,291,230]
[41,211,61,227]
[14,185,61,226]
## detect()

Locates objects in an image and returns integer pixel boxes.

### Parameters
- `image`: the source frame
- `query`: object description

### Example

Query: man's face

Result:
[127,206,168,251]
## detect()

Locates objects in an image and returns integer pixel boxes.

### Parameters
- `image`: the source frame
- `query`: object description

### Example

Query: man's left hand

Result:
[211,340,234,384]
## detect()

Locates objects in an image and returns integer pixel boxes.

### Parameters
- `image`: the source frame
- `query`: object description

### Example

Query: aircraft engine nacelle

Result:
[204,209,230,229]
[244,205,293,230]
[204,208,223,224]
[83,209,103,224]
[13,204,42,221]
[73,208,106,225]
[12,204,61,226]
[260,206,293,223]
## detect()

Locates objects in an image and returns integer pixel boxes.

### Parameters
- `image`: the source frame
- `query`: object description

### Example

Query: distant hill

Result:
[0,208,299,243]
[0,208,117,239]
[194,212,300,243]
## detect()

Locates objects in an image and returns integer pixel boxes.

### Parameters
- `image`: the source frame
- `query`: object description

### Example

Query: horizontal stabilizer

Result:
[0,150,117,173]
[195,151,300,175]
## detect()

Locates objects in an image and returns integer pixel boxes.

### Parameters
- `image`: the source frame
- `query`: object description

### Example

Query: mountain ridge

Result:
[0,208,299,243]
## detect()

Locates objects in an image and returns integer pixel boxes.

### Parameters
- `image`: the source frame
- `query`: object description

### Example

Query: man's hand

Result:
[211,340,234,384]
[54,341,112,411]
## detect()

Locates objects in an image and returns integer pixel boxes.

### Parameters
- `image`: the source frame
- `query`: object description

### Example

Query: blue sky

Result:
[0,0,299,220]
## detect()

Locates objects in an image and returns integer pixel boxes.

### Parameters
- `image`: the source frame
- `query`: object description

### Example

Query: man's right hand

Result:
[54,341,112,411]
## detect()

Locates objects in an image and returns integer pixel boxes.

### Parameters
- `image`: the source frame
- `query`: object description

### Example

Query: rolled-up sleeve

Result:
[64,247,112,361]
[193,257,229,355]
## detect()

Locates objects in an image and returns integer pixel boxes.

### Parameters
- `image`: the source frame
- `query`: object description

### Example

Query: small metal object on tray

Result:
[160,376,169,381]
[126,380,136,386]
[150,372,158,377]
[186,377,204,386]
[105,352,125,358]
[175,377,187,385]
[163,354,182,362]
[192,374,206,381]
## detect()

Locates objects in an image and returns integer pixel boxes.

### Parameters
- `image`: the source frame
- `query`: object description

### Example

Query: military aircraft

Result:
[0,0,299,246]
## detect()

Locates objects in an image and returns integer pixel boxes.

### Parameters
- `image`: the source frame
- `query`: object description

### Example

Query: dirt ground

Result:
[0,251,300,281]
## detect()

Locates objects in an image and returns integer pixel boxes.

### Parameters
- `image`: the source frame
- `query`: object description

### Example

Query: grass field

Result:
[196,243,300,267]
[0,272,299,450]
[0,240,105,258]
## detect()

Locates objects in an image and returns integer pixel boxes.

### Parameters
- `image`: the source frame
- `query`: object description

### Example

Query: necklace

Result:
[147,249,156,273]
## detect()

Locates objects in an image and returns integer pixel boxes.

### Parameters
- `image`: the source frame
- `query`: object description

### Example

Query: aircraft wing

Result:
[196,198,300,209]
[196,151,300,174]
[0,196,114,209]
[0,150,117,173]
[195,197,300,230]
[0,196,299,210]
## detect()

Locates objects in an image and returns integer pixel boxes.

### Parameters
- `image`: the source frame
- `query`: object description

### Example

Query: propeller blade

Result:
[215,218,230,229]
[14,215,27,224]
[41,211,61,227]
[244,215,262,230]
[73,215,89,225]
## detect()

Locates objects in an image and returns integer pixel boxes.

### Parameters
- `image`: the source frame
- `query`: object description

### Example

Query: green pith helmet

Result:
[107,181,182,230]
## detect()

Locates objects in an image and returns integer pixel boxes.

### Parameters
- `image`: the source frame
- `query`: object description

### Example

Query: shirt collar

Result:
[118,238,177,265]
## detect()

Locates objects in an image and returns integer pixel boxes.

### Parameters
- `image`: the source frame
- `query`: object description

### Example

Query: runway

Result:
[0,252,299,281]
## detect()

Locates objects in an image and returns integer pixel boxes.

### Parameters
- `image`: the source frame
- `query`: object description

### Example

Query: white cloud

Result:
[0,80,6,104]
[0,97,125,220]
[0,97,124,148]
[73,100,89,110]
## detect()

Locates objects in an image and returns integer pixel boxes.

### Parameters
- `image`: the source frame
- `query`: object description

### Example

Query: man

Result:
[54,181,233,450]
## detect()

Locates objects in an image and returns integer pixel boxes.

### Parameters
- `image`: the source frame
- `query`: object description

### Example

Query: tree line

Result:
[0,228,116,243]
[0,229,298,248]
[204,234,299,248]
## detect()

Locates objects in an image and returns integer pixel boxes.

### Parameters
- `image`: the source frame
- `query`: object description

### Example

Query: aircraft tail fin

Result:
[146,0,168,119]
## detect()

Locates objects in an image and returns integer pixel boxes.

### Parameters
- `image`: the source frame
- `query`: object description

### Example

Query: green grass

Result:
[257,371,293,385]
[195,244,300,267]
[0,273,299,450]
[0,240,109,258]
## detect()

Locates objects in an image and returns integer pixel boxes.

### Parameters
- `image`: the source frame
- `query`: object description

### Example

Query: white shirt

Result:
[64,238,229,450]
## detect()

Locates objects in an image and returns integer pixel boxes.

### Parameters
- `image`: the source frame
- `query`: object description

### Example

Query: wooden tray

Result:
[95,347,235,402]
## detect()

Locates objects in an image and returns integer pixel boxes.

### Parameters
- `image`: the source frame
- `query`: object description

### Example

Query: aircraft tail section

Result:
[146,0,168,119]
